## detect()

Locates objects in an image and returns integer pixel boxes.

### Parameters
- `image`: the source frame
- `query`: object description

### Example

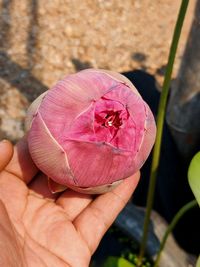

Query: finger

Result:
[5,136,38,183]
[74,172,140,254]
[0,140,13,171]
[56,190,93,221]
[28,173,58,200]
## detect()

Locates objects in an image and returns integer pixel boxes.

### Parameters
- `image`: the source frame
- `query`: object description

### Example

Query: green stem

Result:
[137,0,189,265]
[154,200,197,267]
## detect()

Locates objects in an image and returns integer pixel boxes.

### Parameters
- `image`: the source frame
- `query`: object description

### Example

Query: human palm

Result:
[0,138,140,267]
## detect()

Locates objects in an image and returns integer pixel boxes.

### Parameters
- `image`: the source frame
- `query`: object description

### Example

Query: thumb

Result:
[0,140,14,171]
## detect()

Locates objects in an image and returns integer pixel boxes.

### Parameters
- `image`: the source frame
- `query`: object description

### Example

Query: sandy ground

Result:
[0,0,196,141]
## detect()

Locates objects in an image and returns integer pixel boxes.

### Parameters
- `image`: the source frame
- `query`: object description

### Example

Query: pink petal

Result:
[25,92,47,131]
[133,103,157,169]
[63,102,96,143]
[83,69,140,96]
[28,112,76,186]
[38,70,122,145]
[62,140,137,187]
[60,81,146,153]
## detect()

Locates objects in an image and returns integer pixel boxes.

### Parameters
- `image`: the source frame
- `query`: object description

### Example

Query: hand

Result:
[0,138,140,267]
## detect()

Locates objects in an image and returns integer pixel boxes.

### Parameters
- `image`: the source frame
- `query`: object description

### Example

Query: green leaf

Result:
[188,152,200,206]
[103,256,135,267]
[196,256,200,267]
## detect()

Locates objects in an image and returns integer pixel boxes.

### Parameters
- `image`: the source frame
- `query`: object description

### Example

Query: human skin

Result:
[0,138,140,267]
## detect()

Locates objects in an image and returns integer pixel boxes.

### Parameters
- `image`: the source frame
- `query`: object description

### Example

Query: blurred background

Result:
[0,0,196,142]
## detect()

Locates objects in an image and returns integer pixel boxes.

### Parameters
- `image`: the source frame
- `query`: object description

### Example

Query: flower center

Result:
[93,98,129,145]
[103,111,122,128]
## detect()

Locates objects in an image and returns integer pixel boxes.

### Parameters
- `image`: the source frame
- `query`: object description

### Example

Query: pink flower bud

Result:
[26,69,156,194]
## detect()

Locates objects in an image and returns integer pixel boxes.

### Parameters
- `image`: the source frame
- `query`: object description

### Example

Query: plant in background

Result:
[138,1,190,265]
[188,151,200,267]
[152,156,200,267]
[188,152,200,207]
[103,0,199,266]
[26,69,156,194]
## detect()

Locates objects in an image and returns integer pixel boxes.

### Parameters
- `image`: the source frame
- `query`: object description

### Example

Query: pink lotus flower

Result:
[26,69,156,194]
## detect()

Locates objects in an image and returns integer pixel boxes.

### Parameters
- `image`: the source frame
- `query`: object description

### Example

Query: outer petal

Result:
[63,102,96,143]
[25,92,47,131]
[69,180,122,194]
[48,177,122,194]
[61,140,136,187]
[83,69,140,96]
[48,178,67,193]
[133,103,157,169]
[101,83,139,106]
[28,112,76,185]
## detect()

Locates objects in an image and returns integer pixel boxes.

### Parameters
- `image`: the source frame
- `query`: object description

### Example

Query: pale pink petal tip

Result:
[48,177,67,193]
[67,179,123,194]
